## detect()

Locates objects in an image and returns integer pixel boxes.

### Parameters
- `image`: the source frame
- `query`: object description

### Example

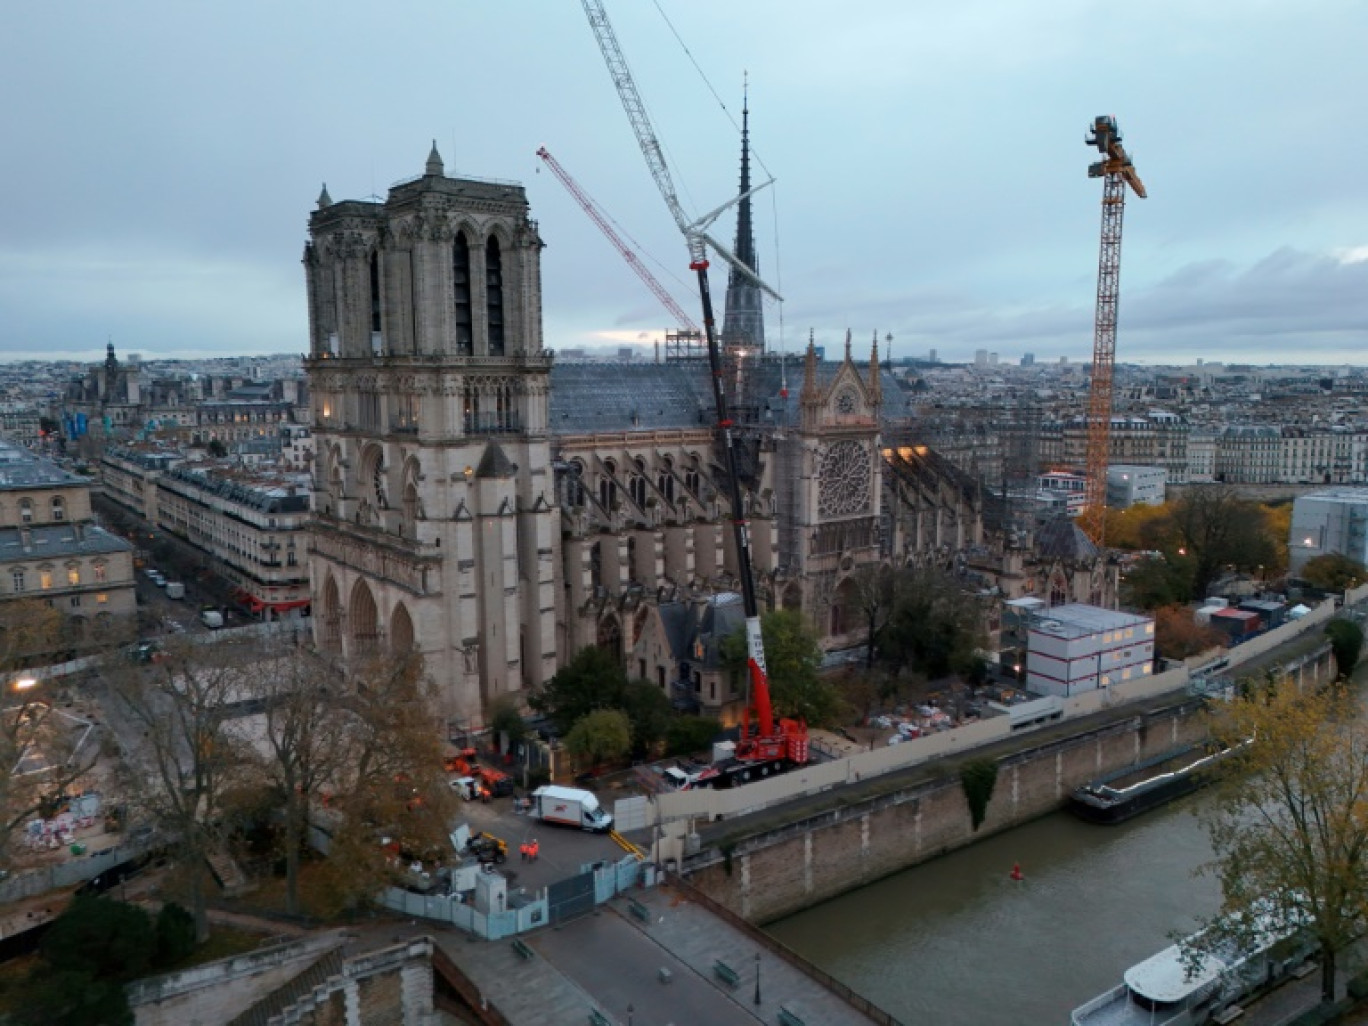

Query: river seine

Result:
[767,797,1220,1025]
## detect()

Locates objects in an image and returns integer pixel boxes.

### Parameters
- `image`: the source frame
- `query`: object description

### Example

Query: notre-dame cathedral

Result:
[304,134,1099,731]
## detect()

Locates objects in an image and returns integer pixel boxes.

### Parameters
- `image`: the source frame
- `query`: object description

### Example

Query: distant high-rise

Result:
[928,348,938,363]
[1021,352,1035,367]
[975,349,989,367]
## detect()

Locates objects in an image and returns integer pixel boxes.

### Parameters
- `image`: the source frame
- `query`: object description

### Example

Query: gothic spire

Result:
[425,140,444,177]
[869,331,883,406]
[317,183,332,209]
[800,330,820,403]
[721,82,765,353]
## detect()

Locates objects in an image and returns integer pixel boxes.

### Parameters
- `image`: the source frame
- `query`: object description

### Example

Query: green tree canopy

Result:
[665,716,721,757]
[1301,553,1367,593]
[1200,680,1368,1005]
[530,646,628,735]
[722,609,838,727]
[1325,619,1364,679]
[1165,487,1279,600]
[40,895,153,981]
[878,567,986,681]
[564,708,632,767]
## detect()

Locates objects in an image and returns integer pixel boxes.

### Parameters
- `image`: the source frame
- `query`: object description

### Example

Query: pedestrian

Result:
[519,842,529,862]
[530,839,539,862]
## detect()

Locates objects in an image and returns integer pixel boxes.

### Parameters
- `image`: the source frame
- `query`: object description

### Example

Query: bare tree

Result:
[240,640,355,916]
[0,602,101,869]
[848,564,903,669]
[105,636,258,940]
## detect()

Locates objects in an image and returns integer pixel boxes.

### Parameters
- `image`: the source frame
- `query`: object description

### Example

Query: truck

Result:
[529,785,613,832]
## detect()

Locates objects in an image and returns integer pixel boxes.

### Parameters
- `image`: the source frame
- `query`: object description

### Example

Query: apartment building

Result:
[0,440,135,642]
[1289,487,1368,573]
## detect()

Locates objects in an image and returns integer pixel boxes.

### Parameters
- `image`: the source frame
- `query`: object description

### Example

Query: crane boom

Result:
[579,0,805,767]
[1079,115,1146,547]
[536,146,700,333]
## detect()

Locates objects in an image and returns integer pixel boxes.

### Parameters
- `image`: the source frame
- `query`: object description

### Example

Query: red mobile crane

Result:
[1079,115,1146,546]
[536,146,700,334]
[578,0,808,781]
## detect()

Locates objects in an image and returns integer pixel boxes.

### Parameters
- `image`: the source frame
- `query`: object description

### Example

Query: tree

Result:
[0,605,102,870]
[878,567,987,682]
[1302,553,1367,593]
[564,708,632,767]
[1199,681,1368,1005]
[103,636,259,940]
[1153,604,1225,661]
[1104,501,1176,551]
[724,609,838,726]
[847,564,902,668]
[1120,555,1193,610]
[1325,619,1364,679]
[530,646,627,735]
[317,650,460,913]
[620,679,672,759]
[530,647,673,752]
[240,640,356,916]
[488,695,528,747]
[1166,487,1279,600]
[665,716,721,757]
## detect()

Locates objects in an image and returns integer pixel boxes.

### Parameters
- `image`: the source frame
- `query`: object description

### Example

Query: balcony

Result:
[463,412,523,436]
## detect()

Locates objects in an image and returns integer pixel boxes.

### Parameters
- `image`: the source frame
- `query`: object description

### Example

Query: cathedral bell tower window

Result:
[453,233,473,355]
[369,252,383,354]
[486,237,505,356]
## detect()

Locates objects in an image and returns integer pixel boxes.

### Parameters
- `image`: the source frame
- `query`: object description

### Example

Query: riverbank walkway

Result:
[409,881,883,1025]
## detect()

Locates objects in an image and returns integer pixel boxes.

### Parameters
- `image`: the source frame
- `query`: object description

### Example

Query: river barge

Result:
[1069,740,1248,824]
[1070,916,1313,1025]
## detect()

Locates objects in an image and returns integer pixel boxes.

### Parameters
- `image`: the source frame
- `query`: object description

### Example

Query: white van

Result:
[200,610,224,630]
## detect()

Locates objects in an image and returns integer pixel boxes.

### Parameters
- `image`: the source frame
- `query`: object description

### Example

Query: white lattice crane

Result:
[579,0,806,768]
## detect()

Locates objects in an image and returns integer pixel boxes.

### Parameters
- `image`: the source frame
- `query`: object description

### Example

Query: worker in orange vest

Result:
[529,839,539,862]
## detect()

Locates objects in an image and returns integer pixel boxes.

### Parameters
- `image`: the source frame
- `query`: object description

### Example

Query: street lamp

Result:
[754,952,762,1006]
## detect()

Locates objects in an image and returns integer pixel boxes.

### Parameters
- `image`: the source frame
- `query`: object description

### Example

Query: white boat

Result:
[1070,917,1313,1025]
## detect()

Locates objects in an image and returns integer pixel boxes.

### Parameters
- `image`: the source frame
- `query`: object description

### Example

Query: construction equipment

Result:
[580,0,807,771]
[1079,115,1146,546]
[536,146,699,334]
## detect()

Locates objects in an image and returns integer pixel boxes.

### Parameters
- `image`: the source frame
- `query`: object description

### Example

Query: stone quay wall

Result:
[686,701,1209,924]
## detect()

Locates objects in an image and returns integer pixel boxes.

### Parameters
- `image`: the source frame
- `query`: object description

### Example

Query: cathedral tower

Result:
[304,146,557,728]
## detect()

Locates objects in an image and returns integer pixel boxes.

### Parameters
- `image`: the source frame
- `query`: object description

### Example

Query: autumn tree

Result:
[1120,555,1192,611]
[1166,487,1279,600]
[239,640,357,916]
[1153,604,1225,661]
[1301,553,1367,593]
[1198,680,1368,1005]
[103,636,259,941]
[0,601,101,869]
[316,650,459,913]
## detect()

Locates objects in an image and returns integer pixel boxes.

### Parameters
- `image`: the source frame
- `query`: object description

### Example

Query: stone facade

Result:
[303,149,557,728]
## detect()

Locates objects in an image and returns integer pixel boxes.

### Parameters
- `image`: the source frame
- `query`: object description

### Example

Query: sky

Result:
[2,1,1366,367]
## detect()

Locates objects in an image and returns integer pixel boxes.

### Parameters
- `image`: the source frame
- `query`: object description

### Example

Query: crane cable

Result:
[649,0,787,384]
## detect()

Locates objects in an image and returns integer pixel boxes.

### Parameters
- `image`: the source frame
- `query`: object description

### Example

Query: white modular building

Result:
[1289,488,1368,573]
[1106,465,1167,508]
[1026,603,1155,698]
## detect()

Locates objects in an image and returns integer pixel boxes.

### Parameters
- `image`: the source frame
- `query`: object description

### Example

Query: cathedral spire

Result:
[800,330,820,403]
[721,81,765,353]
[425,140,444,177]
[869,331,883,406]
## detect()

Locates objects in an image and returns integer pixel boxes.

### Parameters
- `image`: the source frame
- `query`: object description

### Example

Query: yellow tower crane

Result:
[1079,115,1146,547]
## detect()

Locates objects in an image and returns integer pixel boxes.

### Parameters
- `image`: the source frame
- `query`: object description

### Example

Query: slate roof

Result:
[0,441,86,490]
[0,524,133,564]
[548,357,909,435]
[1033,515,1099,561]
